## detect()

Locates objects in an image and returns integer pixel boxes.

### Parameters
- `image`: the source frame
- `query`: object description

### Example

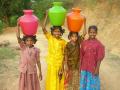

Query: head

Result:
[50,26,65,38]
[68,32,79,42]
[88,25,98,39]
[22,35,37,47]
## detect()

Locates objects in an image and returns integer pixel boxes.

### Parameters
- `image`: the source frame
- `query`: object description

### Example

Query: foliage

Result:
[9,15,19,27]
[31,0,74,20]
[0,47,17,60]
[0,20,3,33]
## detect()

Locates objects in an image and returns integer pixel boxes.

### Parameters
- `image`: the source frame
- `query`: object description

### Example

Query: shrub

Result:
[0,20,3,33]
[9,15,19,27]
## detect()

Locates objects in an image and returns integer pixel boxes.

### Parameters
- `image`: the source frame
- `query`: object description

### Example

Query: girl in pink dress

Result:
[80,25,105,90]
[16,26,42,90]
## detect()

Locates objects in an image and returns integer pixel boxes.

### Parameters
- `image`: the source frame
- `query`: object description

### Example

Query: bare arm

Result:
[94,45,105,76]
[94,60,101,76]
[78,17,87,43]
[41,11,48,34]
[37,55,42,80]
[16,21,22,43]
[82,16,87,37]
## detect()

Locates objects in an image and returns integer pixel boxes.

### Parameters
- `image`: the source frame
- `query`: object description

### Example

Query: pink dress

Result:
[19,42,40,90]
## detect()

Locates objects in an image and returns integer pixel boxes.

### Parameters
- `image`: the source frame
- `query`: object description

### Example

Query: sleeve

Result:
[44,32,52,40]
[97,43,105,61]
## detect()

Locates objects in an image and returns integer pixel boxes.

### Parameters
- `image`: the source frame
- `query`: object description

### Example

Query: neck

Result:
[27,45,34,48]
[54,36,61,39]
[70,41,76,45]
[88,38,96,40]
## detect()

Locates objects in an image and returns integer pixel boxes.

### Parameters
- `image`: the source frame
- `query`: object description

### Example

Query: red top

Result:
[80,39,105,74]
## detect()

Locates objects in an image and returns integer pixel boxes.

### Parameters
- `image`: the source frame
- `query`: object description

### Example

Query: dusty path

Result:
[0,27,120,90]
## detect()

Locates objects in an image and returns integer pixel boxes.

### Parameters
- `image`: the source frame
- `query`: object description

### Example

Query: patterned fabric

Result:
[64,36,83,90]
[80,39,105,74]
[80,70,100,90]
[19,72,40,90]
[65,69,79,90]
[44,32,66,90]
[64,42,80,70]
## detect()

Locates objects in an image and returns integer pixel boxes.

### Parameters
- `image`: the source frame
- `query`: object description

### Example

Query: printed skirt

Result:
[80,70,100,90]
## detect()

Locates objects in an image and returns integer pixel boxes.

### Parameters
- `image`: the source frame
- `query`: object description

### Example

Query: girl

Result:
[64,31,86,90]
[80,25,105,90]
[16,25,42,90]
[42,12,66,90]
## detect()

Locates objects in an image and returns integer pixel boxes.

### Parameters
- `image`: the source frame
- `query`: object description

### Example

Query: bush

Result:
[0,20,3,33]
[32,0,73,20]
[9,15,19,27]
[0,47,17,60]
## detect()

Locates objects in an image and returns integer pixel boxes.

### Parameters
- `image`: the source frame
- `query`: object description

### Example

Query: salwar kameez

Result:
[44,32,66,90]
[80,39,105,90]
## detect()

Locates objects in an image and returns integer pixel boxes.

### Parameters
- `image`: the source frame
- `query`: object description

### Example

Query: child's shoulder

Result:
[34,47,40,52]
[81,39,88,44]
[66,42,71,46]
[61,38,67,43]
[95,39,104,45]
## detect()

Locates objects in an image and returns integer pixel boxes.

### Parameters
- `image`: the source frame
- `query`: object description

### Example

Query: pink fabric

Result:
[19,42,40,90]
[80,39,105,74]
[19,72,40,90]
[19,42,40,74]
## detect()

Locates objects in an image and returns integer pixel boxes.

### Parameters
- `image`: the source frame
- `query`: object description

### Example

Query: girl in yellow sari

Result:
[42,13,66,90]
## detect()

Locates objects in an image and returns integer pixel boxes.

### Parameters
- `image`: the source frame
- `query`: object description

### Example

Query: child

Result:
[64,30,86,90]
[42,13,66,90]
[80,25,105,90]
[16,25,42,90]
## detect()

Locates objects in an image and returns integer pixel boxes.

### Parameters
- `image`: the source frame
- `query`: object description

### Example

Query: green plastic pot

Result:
[48,2,66,26]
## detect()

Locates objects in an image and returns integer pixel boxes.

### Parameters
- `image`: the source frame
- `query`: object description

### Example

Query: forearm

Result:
[42,12,48,34]
[96,60,101,69]
[37,61,42,73]
[83,17,87,37]
[95,60,101,75]
[16,24,22,43]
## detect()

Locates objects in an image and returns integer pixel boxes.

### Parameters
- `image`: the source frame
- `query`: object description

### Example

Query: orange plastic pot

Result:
[67,8,85,32]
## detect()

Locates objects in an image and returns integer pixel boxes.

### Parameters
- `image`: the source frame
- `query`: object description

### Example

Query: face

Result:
[88,29,97,39]
[70,33,78,42]
[25,37,34,47]
[52,29,61,38]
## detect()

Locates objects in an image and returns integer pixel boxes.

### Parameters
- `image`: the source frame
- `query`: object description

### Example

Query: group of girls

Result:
[17,12,105,90]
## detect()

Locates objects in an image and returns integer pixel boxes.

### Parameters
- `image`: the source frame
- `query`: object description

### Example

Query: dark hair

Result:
[22,35,37,44]
[88,25,98,33]
[68,32,79,39]
[50,26,65,36]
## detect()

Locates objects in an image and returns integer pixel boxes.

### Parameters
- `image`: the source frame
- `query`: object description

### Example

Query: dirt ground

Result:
[0,26,120,90]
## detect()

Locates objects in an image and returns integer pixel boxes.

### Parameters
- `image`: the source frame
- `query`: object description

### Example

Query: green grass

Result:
[0,47,17,60]
[0,47,18,74]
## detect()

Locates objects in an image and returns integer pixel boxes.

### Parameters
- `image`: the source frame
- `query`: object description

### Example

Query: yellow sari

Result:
[45,32,66,90]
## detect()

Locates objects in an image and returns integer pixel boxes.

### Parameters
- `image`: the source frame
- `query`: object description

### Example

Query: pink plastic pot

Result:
[18,10,38,35]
